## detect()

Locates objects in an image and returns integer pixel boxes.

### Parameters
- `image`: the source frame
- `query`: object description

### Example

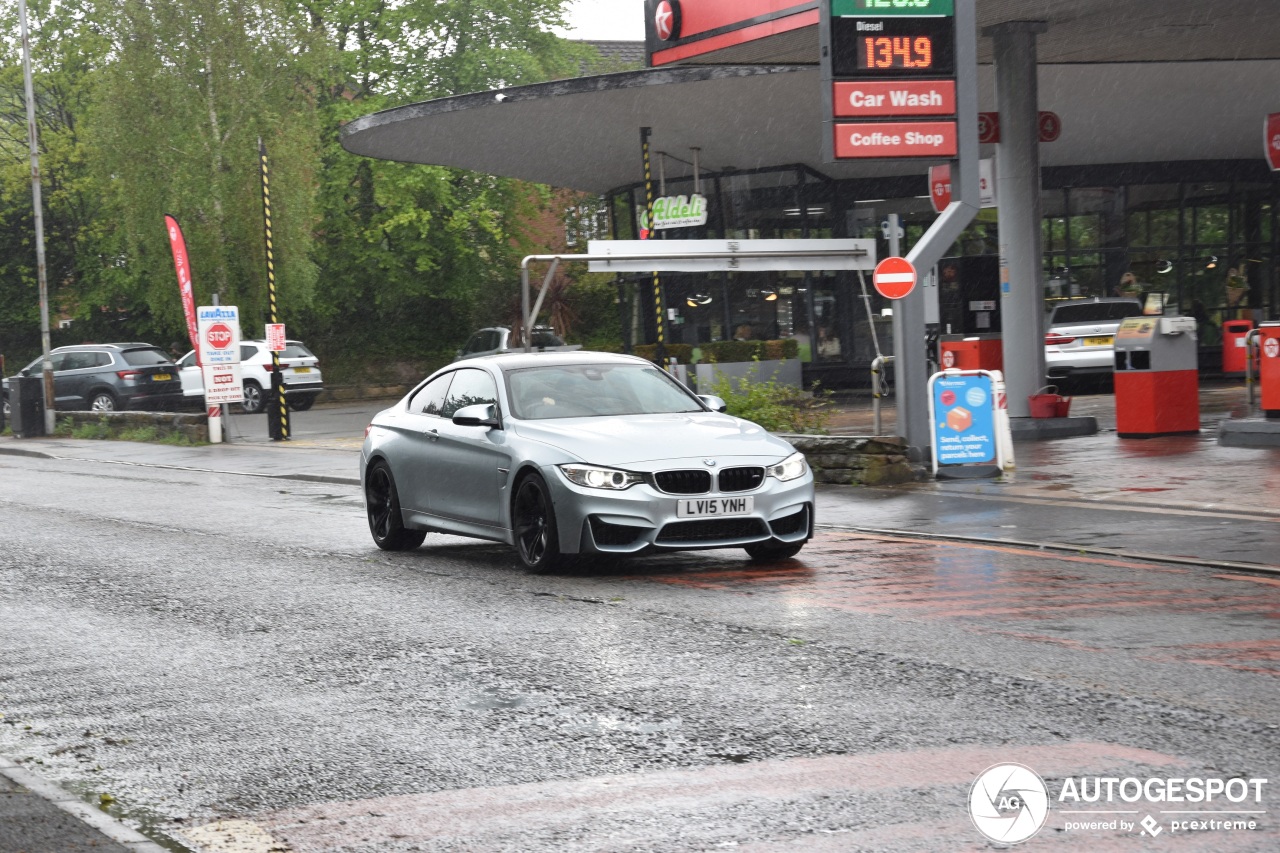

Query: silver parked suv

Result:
[2,343,184,414]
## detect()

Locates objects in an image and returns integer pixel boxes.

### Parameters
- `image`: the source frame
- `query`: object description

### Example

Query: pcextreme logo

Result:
[968,763,1270,844]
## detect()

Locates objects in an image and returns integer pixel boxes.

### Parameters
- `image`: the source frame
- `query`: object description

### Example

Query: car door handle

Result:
[426,428,439,441]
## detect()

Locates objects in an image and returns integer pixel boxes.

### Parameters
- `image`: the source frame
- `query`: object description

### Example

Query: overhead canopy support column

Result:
[987,21,1048,419]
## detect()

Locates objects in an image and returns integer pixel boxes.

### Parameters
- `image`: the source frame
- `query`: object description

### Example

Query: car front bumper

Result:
[542,460,816,555]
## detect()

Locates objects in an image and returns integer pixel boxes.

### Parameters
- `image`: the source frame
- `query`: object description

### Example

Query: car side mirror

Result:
[452,403,500,429]
[698,394,728,413]
[19,368,30,377]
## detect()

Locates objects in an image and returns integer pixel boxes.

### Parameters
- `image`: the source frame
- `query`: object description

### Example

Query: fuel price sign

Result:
[830,16,956,78]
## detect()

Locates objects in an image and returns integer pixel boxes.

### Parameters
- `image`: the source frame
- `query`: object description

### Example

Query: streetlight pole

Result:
[19,0,55,435]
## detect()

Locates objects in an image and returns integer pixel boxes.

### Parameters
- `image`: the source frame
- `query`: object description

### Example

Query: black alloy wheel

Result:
[513,473,569,572]
[287,394,316,411]
[365,461,426,551]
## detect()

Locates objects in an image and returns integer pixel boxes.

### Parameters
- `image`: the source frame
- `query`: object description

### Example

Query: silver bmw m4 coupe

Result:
[360,352,815,571]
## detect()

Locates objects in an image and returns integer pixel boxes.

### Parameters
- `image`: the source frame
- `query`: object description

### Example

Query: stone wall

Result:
[778,434,923,486]
[57,411,209,443]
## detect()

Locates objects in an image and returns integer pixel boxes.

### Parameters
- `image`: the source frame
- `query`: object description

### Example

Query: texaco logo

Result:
[969,764,1050,844]
[1265,337,1280,359]
[654,0,682,42]
[942,350,956,369]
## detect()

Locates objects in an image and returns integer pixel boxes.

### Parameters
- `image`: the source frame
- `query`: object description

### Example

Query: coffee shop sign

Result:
[641,193,710,231]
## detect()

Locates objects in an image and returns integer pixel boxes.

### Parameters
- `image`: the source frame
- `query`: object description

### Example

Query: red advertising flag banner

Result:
[832,80,957,118]
[1266,113,1280,172]
[164,215,199,353]
[834,121,957,159]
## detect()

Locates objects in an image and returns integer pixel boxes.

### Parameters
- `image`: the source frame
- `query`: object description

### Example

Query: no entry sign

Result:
[874,256,917,300]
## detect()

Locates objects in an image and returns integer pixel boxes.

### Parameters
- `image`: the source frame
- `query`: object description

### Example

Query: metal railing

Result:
[871,354,895,436]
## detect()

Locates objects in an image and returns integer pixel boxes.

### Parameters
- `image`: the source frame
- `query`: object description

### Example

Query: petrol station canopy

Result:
[340,0,1280,194]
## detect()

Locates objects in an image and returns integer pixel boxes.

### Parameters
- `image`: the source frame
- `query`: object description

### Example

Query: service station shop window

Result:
[609,163,1277,371]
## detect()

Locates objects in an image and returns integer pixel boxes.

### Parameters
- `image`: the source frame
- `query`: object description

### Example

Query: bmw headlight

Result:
[766,452,808,482]
[558,464,644,490]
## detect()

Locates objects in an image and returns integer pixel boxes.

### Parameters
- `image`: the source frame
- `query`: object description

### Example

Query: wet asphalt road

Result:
[0,448,1277,852]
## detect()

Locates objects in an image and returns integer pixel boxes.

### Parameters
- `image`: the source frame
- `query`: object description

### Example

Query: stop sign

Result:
[874,257,917,300]
[206,322,234,350]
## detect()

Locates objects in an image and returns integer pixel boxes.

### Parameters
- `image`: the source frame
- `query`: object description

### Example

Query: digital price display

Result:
[830,16,955,77]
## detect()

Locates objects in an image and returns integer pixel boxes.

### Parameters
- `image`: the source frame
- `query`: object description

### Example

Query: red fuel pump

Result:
[1260,323,1280,418]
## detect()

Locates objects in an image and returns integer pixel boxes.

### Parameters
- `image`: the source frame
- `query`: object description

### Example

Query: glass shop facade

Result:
[604,159,1280,387]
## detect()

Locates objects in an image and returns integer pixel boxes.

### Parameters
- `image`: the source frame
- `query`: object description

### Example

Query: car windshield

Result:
[1051,302,1143,325]
[506,363,704,420]
[121,347,172,366]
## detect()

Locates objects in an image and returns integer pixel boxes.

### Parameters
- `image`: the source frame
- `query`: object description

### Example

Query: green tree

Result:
[82,0,323,344]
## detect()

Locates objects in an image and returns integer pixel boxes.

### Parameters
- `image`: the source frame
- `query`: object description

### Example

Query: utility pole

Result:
[19,0,54,435]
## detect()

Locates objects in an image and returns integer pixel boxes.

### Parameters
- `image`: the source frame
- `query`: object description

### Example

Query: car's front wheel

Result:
[287,393,316,411]
[744,541,805,562]
[240,380,266,414]
[365,461,426,551]
[89,390,119,412]
[512,473,571,573]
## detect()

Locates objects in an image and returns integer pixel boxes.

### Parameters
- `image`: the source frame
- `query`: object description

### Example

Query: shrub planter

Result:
[57,411,209,444]
[778,434,924,486]
[695,359,802,394]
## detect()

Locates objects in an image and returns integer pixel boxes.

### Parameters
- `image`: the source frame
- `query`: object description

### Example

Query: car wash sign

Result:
[197,305,244,405]
[822,0,958,161]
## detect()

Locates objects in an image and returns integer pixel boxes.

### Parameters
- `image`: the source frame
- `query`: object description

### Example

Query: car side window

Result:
[408,373,453,416]
[240,344,258,361]
[439,368,498,419]
[92,352,113,368]
[179,352,197,369]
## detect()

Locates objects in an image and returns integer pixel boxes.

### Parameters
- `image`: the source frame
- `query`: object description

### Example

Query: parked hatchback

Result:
[1044,298,1144,380]
[2,343,184,414]
[177,339,323,414]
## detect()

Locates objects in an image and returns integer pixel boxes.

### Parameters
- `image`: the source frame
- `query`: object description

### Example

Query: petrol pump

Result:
[1112,315,1200,437]
[1260,323,1280,418]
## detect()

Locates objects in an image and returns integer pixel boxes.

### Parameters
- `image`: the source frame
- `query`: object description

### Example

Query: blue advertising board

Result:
[930,372,996,467]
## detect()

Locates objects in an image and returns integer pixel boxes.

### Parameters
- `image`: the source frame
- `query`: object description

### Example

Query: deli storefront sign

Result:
[834,121,956,158]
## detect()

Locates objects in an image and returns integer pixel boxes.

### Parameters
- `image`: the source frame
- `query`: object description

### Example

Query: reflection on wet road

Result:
[622,531,1280,679]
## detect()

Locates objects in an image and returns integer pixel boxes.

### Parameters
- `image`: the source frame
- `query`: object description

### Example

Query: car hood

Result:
[511,412,796,467]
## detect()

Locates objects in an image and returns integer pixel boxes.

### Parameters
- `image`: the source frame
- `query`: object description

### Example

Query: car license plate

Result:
[292,367,311,374]
[1084,336,1113,347]
[152,373,172,381]
[676,496,754,518]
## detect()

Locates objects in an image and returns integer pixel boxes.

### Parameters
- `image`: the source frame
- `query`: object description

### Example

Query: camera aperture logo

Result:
[969,763,1050,844]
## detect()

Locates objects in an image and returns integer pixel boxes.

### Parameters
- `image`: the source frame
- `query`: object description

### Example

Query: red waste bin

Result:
[1260,324,1280,418]
[939,335,1003,372]
[1221,319,1255,375]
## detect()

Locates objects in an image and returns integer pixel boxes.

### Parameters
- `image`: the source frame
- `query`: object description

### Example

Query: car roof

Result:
[450,351,649,371]
[1049,297,1141,309]
[52,342,157,352]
